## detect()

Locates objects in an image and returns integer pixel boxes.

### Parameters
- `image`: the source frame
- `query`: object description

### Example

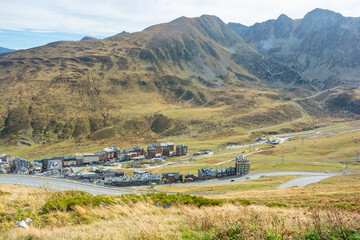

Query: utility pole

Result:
[276,162,278,172]
[281,155,284,164]
[346,160,348,169]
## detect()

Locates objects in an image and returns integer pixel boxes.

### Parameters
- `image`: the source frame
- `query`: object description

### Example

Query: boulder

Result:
[17,221,29,229]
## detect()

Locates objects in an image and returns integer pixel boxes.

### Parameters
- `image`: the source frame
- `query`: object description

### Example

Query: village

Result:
[0,142,251,187]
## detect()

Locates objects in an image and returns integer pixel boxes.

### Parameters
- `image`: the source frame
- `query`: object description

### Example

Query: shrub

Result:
[150,114,172,133]
[42,192,114,213]
[117,193,223,208]
[147,193,223,208]
[0,190,10,196]
[266,202,287,208]
[302,227,360,240]
[230,198,252,206]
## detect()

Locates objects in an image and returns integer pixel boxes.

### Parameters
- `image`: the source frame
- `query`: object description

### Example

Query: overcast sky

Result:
[1,0,360,49]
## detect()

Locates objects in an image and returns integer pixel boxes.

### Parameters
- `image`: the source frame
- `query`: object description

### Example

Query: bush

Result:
[118,193,223,208]
[42,191,114,213]
[150,114,172,133]
[230,198,252,206]
[266,202,287,208]
[302,227,360,240]
[147,193,223,207]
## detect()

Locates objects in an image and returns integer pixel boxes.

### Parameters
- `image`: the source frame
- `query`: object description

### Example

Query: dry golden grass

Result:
[1,174,360,239]
[3,202,360,240]
[212,174,360,211]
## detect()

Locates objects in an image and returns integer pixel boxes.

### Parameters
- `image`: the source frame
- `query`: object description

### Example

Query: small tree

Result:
[179,174,184,182]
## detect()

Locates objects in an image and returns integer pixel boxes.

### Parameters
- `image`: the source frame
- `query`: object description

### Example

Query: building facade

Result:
[235,155,250,175]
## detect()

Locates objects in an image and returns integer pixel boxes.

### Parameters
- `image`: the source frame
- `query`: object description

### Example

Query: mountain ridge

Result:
[228,8,360,90]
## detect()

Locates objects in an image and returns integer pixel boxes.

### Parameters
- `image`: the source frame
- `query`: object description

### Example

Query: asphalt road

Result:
[171,171,344,186]
[0,175,141,195]
[276,175,331,189]
[0,171,351,195]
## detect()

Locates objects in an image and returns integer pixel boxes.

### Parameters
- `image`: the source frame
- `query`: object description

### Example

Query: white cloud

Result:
[1,0,360,35]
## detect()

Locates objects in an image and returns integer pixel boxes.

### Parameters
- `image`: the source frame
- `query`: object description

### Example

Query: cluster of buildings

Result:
[0,142,188,176]
[101,155,251,186]
[104,169,161,186]
[105,143,188,161]
[0,154,41,174]
[1,141,252,188]
[197,155,250,180]
[68,167,125,182]
[34,147,121,172]
[121,146,145,161]
[146,143,188,158]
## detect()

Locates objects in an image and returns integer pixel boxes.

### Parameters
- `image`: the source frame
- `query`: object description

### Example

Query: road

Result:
[0,175,141,195]
[276,175,331,189]
[170,171,345,186]
[0,171,352,195]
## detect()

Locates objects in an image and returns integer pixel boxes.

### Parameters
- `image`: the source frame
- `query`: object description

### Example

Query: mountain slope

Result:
[228,8,360,90]
[0,15,308,145]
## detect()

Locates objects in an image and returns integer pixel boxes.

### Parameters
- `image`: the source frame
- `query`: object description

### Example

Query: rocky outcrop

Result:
[228,8,360,89]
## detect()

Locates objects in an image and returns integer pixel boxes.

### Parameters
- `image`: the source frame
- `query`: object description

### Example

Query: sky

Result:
[1,0,360,49]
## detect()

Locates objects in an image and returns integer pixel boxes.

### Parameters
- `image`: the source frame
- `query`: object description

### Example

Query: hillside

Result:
[0,15,309,149]
[228,8,360,90]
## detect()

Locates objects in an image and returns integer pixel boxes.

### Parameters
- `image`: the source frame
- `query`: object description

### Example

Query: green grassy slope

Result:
[0,15,357,158]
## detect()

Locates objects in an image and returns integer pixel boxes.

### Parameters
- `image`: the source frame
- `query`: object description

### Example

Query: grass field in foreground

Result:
[216,174,360,208]
[1,174,360,239]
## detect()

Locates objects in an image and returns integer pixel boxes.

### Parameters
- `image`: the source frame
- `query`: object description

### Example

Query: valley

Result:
[0,7,360,240]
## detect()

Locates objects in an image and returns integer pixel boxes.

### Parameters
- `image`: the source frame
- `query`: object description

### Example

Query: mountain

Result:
[116,31,129,35]
[81,36,97,41]
[0,14,349,147]
[0,47,16,54]
[228,8,360,90]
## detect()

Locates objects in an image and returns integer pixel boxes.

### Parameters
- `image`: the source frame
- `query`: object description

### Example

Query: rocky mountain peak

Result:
[228,8,360,90]
[276,14,292,22]
[294,8,345,37]
[81,36,97,41]
[274,14,294,38]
